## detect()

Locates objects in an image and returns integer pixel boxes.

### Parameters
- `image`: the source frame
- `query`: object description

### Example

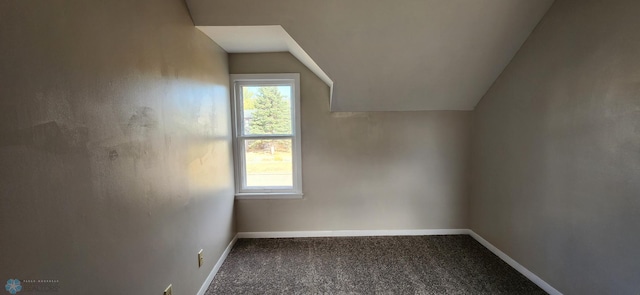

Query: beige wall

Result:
[230,53,471,232]
[470,0,640,294]
[0,1,235,294]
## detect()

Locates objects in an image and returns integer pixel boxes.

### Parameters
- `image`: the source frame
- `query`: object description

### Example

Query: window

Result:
[230,73,302,199]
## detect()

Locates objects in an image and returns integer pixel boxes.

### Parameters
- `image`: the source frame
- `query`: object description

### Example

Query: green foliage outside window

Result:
[247,87,292,153]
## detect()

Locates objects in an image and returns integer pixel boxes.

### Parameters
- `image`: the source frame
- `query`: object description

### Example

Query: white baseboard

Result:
[236,228,469,238]
[467,230,562,295]
[203,229,560,295]
[196,234,238,295]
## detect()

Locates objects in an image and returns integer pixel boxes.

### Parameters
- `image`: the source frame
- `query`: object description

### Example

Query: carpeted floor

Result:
[205,235,547,294]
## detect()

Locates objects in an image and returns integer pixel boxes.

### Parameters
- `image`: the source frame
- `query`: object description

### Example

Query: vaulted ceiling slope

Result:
[187,0,554,111]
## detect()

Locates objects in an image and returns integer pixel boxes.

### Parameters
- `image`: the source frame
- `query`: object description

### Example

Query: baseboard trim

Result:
[196,234,238,295]
[236,229,469,238]
[467,230,562,295]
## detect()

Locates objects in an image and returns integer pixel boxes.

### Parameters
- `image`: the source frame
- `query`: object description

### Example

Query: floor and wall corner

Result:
[0,0,638,295]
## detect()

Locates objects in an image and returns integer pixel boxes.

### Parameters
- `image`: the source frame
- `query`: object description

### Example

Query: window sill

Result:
[235,193,304,200]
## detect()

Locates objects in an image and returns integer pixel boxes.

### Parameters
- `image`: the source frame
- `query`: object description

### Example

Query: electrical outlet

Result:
[198,249,204,267]
[163,284,172,295]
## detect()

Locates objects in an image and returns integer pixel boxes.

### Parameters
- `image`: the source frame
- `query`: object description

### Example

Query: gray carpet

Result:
[205,235,547,294]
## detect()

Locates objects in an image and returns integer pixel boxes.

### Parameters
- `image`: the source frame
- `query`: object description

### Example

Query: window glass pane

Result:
[241,85,292,135]
[244,139,293,188]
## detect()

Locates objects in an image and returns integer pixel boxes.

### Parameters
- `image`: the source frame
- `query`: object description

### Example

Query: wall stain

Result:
[109,107,161,168]
[108,150,118,160]
[0,120,88,154]
[126,106,158,137]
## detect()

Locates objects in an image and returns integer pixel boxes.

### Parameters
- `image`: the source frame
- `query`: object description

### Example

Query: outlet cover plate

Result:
[198,249,204,268]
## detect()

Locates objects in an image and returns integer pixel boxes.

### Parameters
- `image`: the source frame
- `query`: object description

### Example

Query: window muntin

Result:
[230,74,302,198]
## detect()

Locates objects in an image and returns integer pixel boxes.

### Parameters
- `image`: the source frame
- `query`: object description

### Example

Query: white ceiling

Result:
[188,0,555,111]
[197,26,290,53]
[196,25,334,101]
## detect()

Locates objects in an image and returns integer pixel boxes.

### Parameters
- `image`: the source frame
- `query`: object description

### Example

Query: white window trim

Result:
[230,73,303,199]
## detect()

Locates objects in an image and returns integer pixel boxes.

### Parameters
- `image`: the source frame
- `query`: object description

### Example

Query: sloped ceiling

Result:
[187,0,554,111]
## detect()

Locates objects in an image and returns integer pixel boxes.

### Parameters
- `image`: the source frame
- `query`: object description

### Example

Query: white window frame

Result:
[230,73,303,199]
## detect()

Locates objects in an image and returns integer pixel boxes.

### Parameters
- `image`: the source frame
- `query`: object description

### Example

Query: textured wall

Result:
[0,1,235,294]
[469,0,640,294]
[230,53,471,232]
